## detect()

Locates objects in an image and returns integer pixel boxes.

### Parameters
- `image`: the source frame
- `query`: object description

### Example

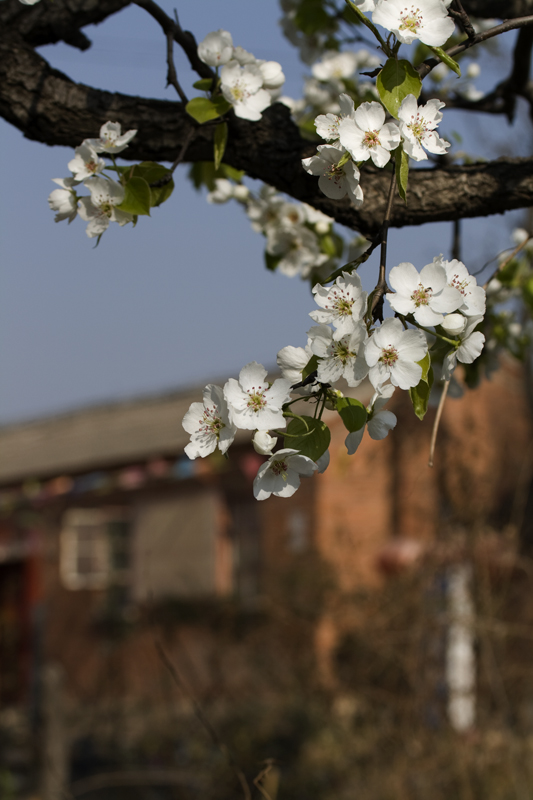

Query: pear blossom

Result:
[183,384,236,459]
[207,178,234,204]
[252,430,278,455]
[386,261,463,326]
[338,102,400,168]
[78,177,133,238]
[441,313,467,336]
[48,178,79,223]
[310,271,368,340]
[224,362,291,431]
[314,93,356,143]
[312,51,359,82]
[302,204,334,235]
[258,61,286,96]
[351,0,378,10]
[302,145,364,206]
[85,122,137,155]
[372,0,455,47]
[220,61,272,121]
[68,144,106,181]
[345,384,397,454]
[233,45,257,66]
[308,323,369,387]
[364,317,428,390]
[198,30,234,66]
[253,449,318,500]
[316,450,330,473]
[397,95,450,161]
[277,341,320,395]
[434,256,486,317]
[266,225,328,278]
[443,316,485,379]
[246,186,285,233]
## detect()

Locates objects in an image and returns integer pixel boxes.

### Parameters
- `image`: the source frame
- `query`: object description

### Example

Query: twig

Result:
[428,379,449,467]
[451,218,461,261]
[417,15,533,79]
[371,166,397,322]
[133,0,214,81]
[449,0,476,40]
[150,126,196,187]
[165,28,188,103]
[155,640,252,800]
[482,235,531,288]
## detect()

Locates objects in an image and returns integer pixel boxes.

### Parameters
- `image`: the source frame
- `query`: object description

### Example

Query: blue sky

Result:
[0,1,529,424]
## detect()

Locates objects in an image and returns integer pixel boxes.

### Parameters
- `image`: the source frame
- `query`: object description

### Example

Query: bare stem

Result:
[371,166,397,322]
[429,379,449,467]
[150,126,196,187]
[165,28,188,103]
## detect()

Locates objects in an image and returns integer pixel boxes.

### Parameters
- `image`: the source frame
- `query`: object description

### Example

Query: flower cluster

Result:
[197,30,285,121]
[48,122,137,239]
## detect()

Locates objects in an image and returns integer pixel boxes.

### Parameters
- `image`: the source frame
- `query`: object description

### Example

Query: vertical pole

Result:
[40,663,68,800]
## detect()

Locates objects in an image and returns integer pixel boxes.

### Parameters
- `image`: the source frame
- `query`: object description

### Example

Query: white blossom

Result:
[78,177,133,238]
[258,60,286,96]
[312,51,360,82]
[372,0,455,46]
[365,317,428,390]
[224,362,291,430]
[338,102,400,168]
[68,144,106,181]
[252,430,278,455]
[310,271,368,340]
[302,204,334,234]
[183,384,236,459]
[232,45,257,66]
[314,93,356,143]
[308,323,369,387]
[220,61,272,121]
[435,256,486,317]
[345,384,397,454]
[48,178,79,223]
[443,316,485,379]
[387,260,463,326]
[266,225,328,278]
[198,30,234,67]
[441,313,467,336]
[253,449,318,500]
[85,122,137,155]
[277,341,320,395]
[397,95,450,161]
[302,145,364,206]
[207,178,234,204]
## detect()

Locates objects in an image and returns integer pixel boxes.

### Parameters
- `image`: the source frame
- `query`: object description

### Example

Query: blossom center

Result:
[380,346,399,366]
[271,459,289,480]
[399,7,423,32]
[450,274,469,296]
[99,202,113,217]
[246,388,267,412]
[333,341,355,364]
[86,160,98,173]
[325,288,354,317]
[325,163,343,182]
[229,82,248,103]
[201,406,224,437]
[411,283,432,307]
[407,115,428,142]
[363,130,381,149]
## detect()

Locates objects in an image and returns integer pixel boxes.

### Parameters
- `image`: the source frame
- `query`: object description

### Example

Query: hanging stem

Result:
[370,166,397,322]
[429,379,450,467]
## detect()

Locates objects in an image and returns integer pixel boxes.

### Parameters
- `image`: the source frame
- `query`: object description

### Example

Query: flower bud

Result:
[252,430,277,455]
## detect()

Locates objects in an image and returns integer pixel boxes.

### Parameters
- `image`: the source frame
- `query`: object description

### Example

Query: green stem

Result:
[405,317,460,347]
[344,0,391,55]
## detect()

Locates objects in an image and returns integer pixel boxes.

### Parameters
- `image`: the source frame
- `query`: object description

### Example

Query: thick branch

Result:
[2,38,532,237]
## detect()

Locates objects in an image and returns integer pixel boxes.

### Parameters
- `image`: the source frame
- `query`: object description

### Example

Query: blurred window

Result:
[60,508,130,590]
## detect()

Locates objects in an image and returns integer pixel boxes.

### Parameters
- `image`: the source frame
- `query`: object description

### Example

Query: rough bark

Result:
[2,0,533,237]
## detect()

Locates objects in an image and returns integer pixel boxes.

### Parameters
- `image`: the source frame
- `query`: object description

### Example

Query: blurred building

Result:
[0,359,531,795]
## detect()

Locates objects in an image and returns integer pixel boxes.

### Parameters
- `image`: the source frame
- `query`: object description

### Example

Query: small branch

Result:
[155,640,252,800]
[429,379,450,467]
[449,0,476,40]
[483,235,532,288]
[165,29,188,103]
[150,125,196,187]
[133,0,214,80]
[418,14,533,79]
[371,166,397,322]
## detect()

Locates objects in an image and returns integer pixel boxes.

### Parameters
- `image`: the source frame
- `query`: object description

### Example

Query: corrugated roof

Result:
[0,386,248,485]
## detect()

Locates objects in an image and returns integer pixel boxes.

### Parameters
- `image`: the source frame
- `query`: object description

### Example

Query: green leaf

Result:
[214,122,228,171]
[319,234,338,258]
[193,78,215,92]
[186,96,232,124]
[265,251,282,272]
[219,164,245,182]
[131,161,174,208]
[117,176,151,216]
[408,353,433,420]
[284,416,331,462]
[336,396,367,432]
[394,143,409,203]
[430,46,461,77]
[302,355,320,381]
[376,58,422,119]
